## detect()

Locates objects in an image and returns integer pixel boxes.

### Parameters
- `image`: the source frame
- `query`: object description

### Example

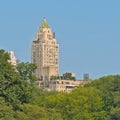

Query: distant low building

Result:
[49,79,83,92]
[35,79,87,92]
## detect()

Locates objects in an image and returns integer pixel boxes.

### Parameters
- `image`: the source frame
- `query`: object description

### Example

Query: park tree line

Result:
[0,49,120,120]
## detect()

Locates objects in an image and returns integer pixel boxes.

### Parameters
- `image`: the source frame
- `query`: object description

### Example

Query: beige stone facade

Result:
[49,79,82,92]
[31,18,59,80]
[35,79,87,92]
[8,51,17,66]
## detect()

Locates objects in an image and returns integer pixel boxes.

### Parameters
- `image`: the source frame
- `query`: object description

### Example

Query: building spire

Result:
[43,17,46,22]
[40,18,50,28]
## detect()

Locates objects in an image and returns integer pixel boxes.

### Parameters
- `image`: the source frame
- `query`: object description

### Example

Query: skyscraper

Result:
[31,18,59,81]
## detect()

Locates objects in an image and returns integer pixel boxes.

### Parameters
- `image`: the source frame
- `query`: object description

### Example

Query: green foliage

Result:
[14,111,29,120]
[0,49,120,120]
[0,49,35,110]
[14,104,62,120]
[60,72,76,80]
[68,87,106,120]
[21,104,47,120]
[32,87,106,120]
[109,107,120,120]
[0,105,15,120]
[85,75,120,119]
[0,49,10,62]
[17,62,37,83]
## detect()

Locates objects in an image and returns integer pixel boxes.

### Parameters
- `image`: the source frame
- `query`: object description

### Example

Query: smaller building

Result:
[8,51,17,66]
[83,73,89,81]
[35,79,87,92]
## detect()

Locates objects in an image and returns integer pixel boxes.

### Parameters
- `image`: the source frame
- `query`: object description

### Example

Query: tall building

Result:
[31,18,59,81]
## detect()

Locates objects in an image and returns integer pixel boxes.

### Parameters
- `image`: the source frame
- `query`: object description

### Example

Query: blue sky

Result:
[0,0,120,79]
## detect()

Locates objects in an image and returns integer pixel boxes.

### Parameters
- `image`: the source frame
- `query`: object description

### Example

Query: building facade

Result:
[35,79,87,92]
[8,51,17,66]
[31,18,59,81]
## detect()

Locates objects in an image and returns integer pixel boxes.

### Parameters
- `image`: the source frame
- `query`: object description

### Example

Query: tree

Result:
[17,62,37,83]
[61,72,76,80]
[0,105,15,120]
[85,75,120,119]
[109,107,120,120]
[32,87,106,120]
[19,104,62,120]
[85,75,120,108]
[0,49,34,110]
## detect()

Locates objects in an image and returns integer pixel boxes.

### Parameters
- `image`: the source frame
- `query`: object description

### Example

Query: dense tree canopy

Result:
[0,50,35,110]
[0,49,120,120]
[17,62,37,83]
[85,75,120,119]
